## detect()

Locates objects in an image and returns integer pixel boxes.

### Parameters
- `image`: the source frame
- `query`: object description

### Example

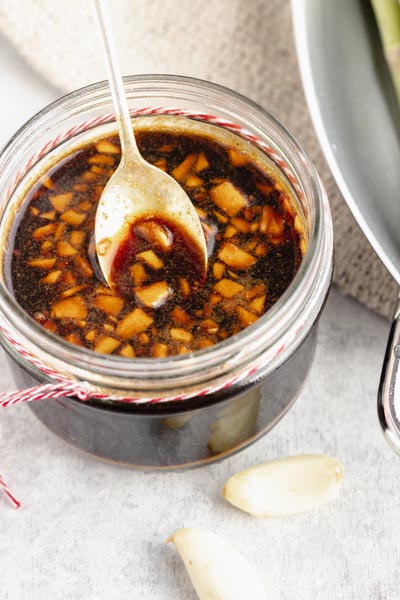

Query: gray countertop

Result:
[0,32,399,600]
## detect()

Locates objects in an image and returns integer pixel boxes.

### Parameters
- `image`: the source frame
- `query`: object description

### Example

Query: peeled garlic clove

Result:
[167,527,264,600]
[223,454,343,517]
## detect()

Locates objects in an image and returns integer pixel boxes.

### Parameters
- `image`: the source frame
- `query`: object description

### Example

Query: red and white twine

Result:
[6,107,304,203]
[0,474,20,509]
[0,107,307,508]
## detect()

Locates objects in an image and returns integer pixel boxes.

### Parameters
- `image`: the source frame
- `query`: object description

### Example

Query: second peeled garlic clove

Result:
[167,527,265,600]
[222,454,344,517]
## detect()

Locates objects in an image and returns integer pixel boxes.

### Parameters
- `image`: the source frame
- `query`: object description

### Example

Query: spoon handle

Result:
[92,0,139,157]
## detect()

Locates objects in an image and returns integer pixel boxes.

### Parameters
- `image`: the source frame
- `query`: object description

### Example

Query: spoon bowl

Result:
[95,144,208,288]
[92,0,207,288]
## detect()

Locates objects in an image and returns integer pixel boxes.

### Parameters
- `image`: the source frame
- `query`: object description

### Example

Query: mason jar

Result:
[0,75,333,468]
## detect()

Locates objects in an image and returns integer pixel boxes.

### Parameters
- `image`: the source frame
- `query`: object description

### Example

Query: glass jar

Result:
[0,75,333,468]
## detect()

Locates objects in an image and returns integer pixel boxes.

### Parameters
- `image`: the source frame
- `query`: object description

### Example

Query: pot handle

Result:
[378,296,400,454]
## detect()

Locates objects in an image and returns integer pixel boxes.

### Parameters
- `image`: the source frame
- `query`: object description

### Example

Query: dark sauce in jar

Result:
[112,216,207,299]
[9,124,305,358]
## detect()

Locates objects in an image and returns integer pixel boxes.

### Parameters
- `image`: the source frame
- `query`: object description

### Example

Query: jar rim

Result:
[0,74,333,398]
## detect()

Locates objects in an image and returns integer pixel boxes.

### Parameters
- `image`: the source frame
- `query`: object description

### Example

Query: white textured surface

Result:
[0,25,399,600]
[1,284,398,600]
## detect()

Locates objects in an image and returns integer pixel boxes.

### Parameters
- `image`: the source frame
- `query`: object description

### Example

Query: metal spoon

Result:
[92,0,207,289]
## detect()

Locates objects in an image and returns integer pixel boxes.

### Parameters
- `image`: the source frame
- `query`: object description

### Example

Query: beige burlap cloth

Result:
[0,0,397,317]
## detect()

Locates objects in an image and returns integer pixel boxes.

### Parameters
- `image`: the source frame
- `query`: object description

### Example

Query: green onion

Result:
[371,0,400,104]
